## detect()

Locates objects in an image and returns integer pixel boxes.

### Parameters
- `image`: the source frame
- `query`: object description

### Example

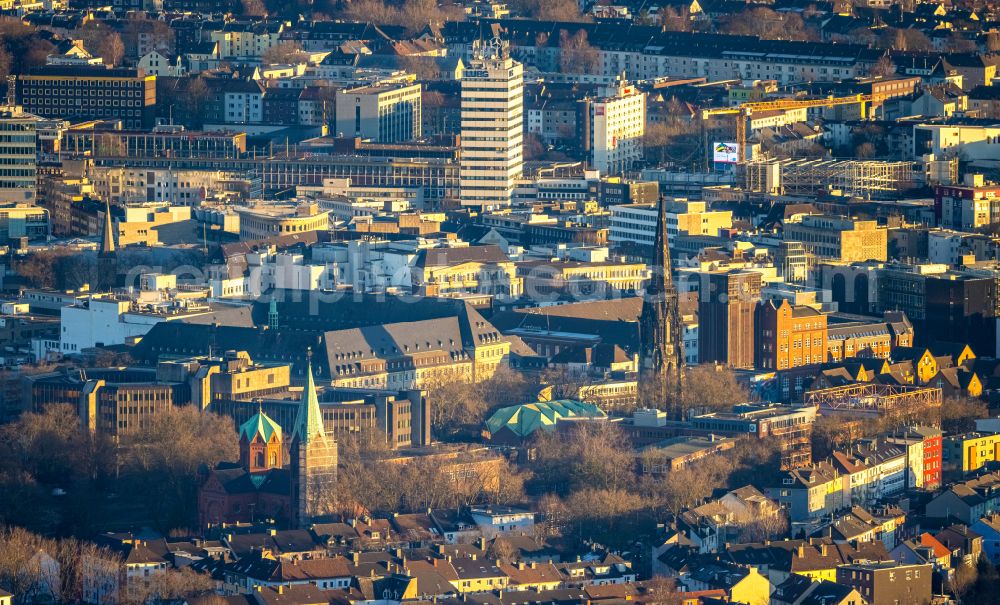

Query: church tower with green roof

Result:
[289,349,338,527]
[239,407,283,474]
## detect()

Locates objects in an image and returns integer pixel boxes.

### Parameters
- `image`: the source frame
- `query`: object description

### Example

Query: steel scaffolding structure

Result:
[804,383,942,418]
[744,158,921,200]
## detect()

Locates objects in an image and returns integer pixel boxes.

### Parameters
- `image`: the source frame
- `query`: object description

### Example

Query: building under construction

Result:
[804,383,942,421]
[744,158,922,200]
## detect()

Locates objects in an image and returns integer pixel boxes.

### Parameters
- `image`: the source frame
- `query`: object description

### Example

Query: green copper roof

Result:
[484,399,606,438]
[292,356,328,444]
[239,409,282,443]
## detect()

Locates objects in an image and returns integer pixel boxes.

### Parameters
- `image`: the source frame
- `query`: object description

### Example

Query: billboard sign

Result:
[713,142,739,164]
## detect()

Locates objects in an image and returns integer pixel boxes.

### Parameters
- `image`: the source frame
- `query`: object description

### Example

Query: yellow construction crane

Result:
[701,93,875,163]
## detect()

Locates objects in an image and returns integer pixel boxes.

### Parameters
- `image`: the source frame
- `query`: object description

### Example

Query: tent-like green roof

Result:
[484,399,606,439]
[240,409,282,443]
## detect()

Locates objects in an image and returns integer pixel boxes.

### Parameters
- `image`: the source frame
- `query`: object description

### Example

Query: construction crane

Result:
[701,93,875,164]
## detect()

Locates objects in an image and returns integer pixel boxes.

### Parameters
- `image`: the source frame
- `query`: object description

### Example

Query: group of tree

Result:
[525,421,783,551]
[643,97,702,169]
[812,394,987,460]
[0,18,54,86]
[425,366,539,440]
[718,7,819,41]
[72,21,126,67]
[14,246,206,292]
[638,364,750,420]
[0,404,236,535]
[335,429,526,516]
[324,0,465,33]
[557,30,601,75]
[0,526,215,605]
[511,0,590,22]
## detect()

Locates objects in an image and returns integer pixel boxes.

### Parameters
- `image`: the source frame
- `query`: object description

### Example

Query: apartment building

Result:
[769,462,846,522]
[460,38,524,208]
[885,426,942,490]
[443,23,882,85]
[832,440,907,507]
[935,178,1000,230]
[836,562,932,605]
[943,432,1000,476]
[210,21,285,59]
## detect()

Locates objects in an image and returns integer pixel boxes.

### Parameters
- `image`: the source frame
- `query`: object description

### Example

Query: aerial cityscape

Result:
[5,0,1000,603]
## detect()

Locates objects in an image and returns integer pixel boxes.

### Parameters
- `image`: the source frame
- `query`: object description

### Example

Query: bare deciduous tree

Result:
[262,41,307,65]
[558,30,601,75]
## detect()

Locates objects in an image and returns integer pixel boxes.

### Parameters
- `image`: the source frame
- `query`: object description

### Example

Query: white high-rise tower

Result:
[460,38,523,209]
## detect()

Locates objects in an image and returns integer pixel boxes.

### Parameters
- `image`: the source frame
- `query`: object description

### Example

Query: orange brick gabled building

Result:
[755,300,828,371]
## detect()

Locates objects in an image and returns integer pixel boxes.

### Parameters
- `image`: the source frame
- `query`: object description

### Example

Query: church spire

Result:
[292,348,327,446]
[100,198,116,256]
[289,346,337,528]
[647,197,672,297]
[639,198,684,410]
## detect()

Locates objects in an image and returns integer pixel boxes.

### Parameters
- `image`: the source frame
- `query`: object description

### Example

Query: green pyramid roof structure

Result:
[484,399,606,439]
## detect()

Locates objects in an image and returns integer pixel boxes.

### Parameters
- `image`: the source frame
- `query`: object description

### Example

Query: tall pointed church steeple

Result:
[289,348,337,528]
[292,348,328,446]
[100,198,116,256]
[639,198,684,410]
[97,199,117,291]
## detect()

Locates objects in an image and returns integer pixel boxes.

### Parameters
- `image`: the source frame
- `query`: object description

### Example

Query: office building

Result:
[236,201,331,240]
[460,38,524,208]
[691,403,817,469]
[0,106,39,204]
[28,367,188,437]
[698,270,761,369]
[0,204,49,241]
[877,263,998,356]
[609,201,732,252]
[335,83,422,143]
[776,241,809,284]
[783,214,887,262]
[755,299,828,370]
[15,66,156,130]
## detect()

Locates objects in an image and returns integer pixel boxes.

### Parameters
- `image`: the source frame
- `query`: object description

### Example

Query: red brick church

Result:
[198,354,338,529]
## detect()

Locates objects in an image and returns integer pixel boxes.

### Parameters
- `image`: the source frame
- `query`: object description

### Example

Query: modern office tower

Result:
[0,106,39,204]
[460,37,523,209]
[335,83,422,143]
